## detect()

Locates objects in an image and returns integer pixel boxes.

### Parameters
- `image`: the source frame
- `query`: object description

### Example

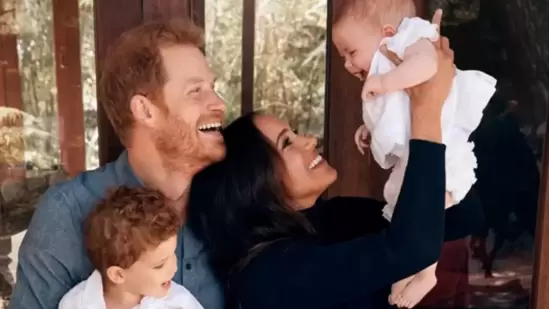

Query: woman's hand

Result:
[407,35,454,111]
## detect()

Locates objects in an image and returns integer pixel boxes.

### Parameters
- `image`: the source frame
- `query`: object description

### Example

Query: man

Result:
[9,19,226,309]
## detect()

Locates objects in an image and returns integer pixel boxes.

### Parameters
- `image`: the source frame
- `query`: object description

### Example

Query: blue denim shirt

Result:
[8,151,223,309]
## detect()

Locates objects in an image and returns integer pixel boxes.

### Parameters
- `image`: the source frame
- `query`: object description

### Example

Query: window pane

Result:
[79,0,98,170]
[11,0,58,170]
[419,1,543,308]
[204,0,243,123]
[254,0,327,143]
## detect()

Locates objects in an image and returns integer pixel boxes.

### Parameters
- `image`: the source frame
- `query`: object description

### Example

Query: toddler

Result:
[59,186,204,309]
[332,0,496,308]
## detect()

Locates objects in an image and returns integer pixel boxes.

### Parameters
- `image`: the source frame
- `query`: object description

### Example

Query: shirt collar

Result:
[114,150,143,187]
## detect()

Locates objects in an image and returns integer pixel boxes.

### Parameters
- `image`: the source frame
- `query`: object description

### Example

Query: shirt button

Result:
[185,263,192,270]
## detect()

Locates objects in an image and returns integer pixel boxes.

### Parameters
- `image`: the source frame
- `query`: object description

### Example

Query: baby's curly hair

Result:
[332,0,416,27]
[84,186,182,274]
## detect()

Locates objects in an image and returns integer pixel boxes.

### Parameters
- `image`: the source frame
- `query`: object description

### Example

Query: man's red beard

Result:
[154,115,209,173]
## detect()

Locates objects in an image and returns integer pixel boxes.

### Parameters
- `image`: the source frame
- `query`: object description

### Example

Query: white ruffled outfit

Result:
[58,270,205,309]
[361,17,497,220]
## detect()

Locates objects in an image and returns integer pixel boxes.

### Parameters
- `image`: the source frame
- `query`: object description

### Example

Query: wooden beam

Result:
[0,37,6,106]
[52,0,86,176]
[142,0,204,25]
[94,0,142,165]
[533,106,549,309]
[189,0,205,29]
[95,0,205,165]
[241,0,255,115]
[324,1,386,199]
[142,0,191,21]
[0,0,6,105]
[0,34,22,109]
[413,0,427,19]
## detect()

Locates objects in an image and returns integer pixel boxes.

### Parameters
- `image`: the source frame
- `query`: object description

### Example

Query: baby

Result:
[58,186,204,309]
[332,0,496,308]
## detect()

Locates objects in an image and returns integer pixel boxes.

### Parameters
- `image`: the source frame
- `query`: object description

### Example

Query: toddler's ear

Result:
[106,266,126,285]
[382,24,396,37]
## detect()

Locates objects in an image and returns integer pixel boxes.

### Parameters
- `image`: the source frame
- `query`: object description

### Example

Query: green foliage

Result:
[206,0,327,137]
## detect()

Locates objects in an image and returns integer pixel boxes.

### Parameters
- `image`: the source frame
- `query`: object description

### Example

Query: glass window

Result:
[0,0,95,305]
[204,0,243,123]
[418,1,543,308]
[205,0,327,146]
[254,0,327,143]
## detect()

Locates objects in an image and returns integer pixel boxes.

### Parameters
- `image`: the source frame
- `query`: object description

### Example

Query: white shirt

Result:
[58,270,205,309]
[362,17,497,220]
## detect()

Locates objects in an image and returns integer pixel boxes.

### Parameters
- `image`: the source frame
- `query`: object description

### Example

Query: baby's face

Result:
[332,16,384,80]
[121,235,179,298]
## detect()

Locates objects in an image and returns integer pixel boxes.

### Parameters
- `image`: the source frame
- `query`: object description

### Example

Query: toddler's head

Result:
[84,186,182,299]
[331,0,416,79]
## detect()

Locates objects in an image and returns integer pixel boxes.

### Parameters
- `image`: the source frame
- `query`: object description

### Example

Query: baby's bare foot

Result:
[389,276,414,306]
[395,275,437,308]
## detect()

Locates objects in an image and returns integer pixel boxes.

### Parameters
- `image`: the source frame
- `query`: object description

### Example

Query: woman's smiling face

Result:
[253,114,338,209]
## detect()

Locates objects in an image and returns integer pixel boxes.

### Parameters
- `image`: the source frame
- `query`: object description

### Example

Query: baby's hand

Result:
[354,124,370,155]
[361,74,387,101]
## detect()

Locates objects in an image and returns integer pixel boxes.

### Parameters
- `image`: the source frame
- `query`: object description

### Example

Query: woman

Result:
[188,37,482,309]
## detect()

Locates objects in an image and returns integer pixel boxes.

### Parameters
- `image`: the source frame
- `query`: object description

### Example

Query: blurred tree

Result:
[205,0,327,139]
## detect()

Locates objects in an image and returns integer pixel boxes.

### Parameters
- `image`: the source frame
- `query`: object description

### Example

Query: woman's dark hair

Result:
[188,112,314,278]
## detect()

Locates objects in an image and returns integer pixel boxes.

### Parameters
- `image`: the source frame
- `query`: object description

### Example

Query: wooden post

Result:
[142,0,193,21]
[533,106,549,309]
[0,35,5,107]
[240,0,255,115]
[413,0,427,18]
[94,0,205,165]
[52,0,86,176]
[324,0,387,199]
[0,34,22,109]
[94,0,142,165]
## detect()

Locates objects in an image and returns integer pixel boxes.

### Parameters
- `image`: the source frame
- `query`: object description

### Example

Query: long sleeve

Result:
[307,188,483,243]
[9,191,87,309]
[444,189,484,241]
[231,140,446,309]
[302,197,389,242]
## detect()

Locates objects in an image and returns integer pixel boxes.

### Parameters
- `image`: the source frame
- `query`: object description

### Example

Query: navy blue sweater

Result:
[227,140,483,309]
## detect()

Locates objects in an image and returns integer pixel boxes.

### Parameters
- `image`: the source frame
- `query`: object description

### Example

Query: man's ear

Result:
[130,94,158,127]
[106,266,126,285]
[382,24,396,37]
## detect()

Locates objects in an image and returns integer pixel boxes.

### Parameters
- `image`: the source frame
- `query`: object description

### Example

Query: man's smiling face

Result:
[151,44,227,173]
